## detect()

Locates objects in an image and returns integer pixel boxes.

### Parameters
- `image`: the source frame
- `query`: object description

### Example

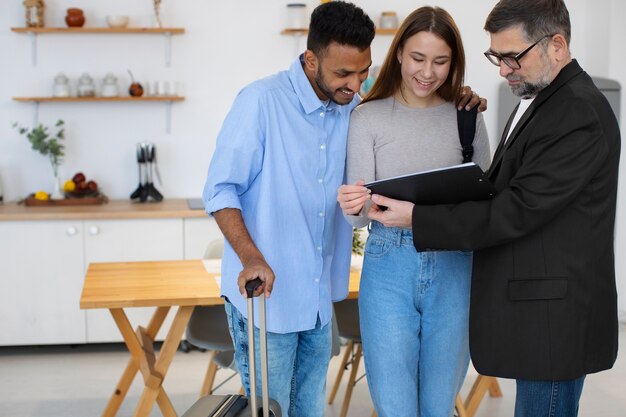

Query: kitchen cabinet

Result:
[83,218,183,343]
[183,217,223,259]
[0,221,87,345]
[0,200,223,346]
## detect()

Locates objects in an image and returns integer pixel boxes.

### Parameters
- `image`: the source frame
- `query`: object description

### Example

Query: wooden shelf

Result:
[281,28,397,36]
[13,96,185,103]
[13,96,185,133]
[11,27,185,34]
[12,27,184,66]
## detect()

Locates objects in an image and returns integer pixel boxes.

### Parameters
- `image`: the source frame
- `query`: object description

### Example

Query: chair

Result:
[185,238,240,397]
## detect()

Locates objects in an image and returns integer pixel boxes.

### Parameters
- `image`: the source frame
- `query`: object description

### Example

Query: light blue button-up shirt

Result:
[203,56,358,334]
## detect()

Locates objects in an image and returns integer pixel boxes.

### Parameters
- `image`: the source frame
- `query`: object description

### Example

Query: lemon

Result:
[63,179,76,192]
[34,191,49,201]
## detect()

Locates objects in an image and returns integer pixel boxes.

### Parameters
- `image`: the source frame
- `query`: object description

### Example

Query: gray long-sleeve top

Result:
[345,96,491,228]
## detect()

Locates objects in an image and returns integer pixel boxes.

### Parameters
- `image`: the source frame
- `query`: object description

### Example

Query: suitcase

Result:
[182,278,282,417]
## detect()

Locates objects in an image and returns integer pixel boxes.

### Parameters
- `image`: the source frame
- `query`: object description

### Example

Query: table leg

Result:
[101,356,139,417]
[464,375,502,417]
[102,307,169,417]
[131,305,194,417]
[104,306,182,417]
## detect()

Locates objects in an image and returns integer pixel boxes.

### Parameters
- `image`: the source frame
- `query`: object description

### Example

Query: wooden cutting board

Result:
[23,193,108,206]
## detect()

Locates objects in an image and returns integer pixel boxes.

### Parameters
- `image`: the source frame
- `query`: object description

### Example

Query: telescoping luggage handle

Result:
[245,278,270,417]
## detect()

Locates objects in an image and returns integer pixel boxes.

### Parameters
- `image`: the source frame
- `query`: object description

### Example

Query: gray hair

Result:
[484,0,571,44]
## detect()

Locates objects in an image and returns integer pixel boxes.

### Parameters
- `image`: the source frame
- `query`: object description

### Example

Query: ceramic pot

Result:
[65,8,85,28]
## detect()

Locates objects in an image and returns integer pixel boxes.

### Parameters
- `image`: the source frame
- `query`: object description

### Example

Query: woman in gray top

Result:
[337,7,490,417]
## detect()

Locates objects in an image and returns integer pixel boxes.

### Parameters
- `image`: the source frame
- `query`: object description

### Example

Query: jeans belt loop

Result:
[396,228,403,247]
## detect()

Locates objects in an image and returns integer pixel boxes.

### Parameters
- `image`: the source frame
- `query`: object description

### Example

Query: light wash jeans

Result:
[359,222,472,417]
[515,376,586,417]
[224,300,331,417]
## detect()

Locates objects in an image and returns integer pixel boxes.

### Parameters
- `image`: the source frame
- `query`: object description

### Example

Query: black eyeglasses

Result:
[484,34,554,69]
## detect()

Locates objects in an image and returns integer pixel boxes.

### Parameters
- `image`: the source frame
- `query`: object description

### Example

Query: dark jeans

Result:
[515,376,586,417]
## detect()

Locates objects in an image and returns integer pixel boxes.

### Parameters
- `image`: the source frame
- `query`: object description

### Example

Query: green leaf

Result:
[13,119,66,165]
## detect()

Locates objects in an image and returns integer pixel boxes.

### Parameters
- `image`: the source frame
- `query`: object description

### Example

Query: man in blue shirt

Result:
[203,4,374,415]
[203,2,484,415]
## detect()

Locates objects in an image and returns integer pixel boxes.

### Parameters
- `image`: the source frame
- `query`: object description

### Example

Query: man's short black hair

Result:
[307,1,375,57]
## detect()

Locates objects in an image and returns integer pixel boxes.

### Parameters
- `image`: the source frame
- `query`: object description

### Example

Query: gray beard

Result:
[510,79,551,99]
[509,49,553,99]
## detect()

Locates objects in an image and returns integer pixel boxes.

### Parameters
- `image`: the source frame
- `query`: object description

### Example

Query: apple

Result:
[72,172,86,184]
[87,180,98,192]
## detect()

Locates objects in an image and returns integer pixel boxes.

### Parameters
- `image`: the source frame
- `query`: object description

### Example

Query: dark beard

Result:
[314,69,338,104]
[315,68,354,105]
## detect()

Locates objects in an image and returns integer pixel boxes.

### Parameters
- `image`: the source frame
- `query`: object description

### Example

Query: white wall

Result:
[0,0,624,317]
[608,0,626,322]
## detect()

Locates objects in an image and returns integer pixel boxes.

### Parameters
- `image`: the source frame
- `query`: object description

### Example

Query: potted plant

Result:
[13,119,65,199]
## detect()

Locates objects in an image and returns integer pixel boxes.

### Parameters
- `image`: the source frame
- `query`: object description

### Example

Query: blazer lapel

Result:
[487,60,585,179]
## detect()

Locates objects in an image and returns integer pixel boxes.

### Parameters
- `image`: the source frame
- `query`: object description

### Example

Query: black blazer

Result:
[411,60,620,380]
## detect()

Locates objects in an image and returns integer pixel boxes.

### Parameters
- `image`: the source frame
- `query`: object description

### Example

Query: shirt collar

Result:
[290,54,338,114]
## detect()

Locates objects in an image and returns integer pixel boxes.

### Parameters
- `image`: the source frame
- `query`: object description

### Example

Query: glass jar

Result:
[53,73,71,97]
[101,73,120,97]
[286,3,307,29]
[380,11,399,30]
[77,73,96,97]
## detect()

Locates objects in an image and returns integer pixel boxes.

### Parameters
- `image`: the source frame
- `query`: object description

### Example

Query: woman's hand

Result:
[337,180,371,215]
[367,194,414,228]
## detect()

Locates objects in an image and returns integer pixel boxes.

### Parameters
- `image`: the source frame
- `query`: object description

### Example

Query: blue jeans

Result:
[224,300,331,417]
[359,222,472,417]
[515,376,586,417]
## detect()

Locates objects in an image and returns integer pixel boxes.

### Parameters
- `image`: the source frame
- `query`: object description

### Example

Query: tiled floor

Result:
[0,325,624,417]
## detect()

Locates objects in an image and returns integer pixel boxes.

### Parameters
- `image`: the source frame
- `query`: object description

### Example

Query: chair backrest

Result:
[333,299,361,342]
[185,238,233,353]
[186,305,233,351]
[204,239,224,260]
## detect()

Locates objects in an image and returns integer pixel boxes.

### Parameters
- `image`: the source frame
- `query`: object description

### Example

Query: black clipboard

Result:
[364,162,496,205]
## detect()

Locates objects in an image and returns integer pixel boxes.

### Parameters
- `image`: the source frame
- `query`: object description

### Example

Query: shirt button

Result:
[316,246,322,251]
[319,212,325,217]
[314,278,320,283]
[320,144,326,150]
[318,178,323,183]
[320,112,325,117]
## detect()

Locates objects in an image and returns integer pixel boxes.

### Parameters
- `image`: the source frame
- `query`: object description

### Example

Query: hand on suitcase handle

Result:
[238,258,275,299]
[245,277,263,298]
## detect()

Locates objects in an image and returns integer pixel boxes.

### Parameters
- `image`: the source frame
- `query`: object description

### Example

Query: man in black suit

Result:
[364,0,620,415]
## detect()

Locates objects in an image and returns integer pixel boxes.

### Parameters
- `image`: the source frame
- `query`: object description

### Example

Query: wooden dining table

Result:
[79,259,360,417]
[80,259,498,417]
